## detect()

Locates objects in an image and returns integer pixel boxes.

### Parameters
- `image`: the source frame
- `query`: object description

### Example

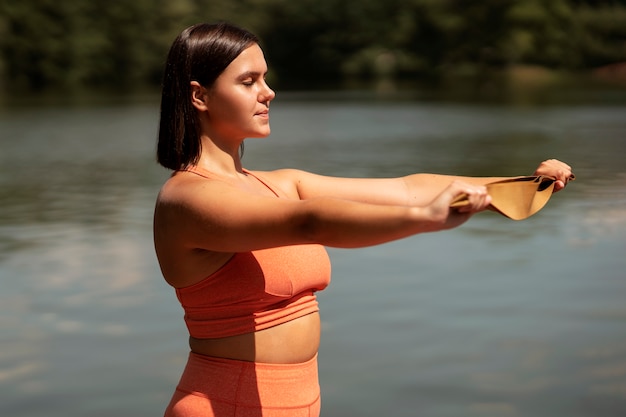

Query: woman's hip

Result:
[164,352,321,417]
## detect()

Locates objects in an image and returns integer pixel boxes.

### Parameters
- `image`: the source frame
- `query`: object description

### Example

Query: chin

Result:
[250,129,271,138]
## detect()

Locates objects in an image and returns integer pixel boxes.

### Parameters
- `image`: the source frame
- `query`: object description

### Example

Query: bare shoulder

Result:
[156,171,234,207]
[153,172,235,235]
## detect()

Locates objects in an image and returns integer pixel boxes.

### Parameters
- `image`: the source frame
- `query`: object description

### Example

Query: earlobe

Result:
[190,81,209,112]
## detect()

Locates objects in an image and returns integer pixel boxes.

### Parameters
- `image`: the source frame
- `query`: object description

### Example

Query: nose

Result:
[260,81,275,104]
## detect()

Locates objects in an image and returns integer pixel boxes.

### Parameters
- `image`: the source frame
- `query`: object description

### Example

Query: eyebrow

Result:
[236,71,267,80]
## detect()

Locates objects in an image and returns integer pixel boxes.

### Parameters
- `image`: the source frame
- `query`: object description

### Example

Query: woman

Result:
[154,22,573,417]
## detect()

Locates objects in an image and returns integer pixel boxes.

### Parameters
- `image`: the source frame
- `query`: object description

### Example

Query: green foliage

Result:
[0,0,624,92]
[573,5,626,66]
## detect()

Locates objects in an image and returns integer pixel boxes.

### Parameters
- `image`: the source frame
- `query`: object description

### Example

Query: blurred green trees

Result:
[0,0,624,92]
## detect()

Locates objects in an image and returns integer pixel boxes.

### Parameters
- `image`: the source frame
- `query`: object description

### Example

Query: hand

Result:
[533,159,574,192]
[426,181,492,231]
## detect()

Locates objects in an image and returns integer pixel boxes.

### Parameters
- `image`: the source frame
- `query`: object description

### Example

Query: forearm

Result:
[280,169,514,208]
[298,178,491,248]
[401,173,520,206]
[299,197,437,248]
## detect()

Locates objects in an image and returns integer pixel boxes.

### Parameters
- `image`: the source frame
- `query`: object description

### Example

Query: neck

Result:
[192,134,244,178]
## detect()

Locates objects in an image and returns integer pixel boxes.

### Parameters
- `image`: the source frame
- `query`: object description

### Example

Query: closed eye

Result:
[237,71,268,87]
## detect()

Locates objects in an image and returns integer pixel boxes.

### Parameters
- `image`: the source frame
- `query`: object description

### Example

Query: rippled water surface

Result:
[1,87,625,416]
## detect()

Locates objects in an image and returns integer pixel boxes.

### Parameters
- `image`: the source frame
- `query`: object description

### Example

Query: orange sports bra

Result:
[174,167,331,339]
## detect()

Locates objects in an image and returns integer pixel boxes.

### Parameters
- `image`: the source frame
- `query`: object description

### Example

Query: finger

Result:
[457,186,490,212]
[554,180,565,192]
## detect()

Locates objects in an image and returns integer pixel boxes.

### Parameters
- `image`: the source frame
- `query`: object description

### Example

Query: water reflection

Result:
[1,89,625,416]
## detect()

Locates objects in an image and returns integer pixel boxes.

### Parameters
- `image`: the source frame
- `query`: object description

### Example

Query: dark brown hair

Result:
[157,22,259,170]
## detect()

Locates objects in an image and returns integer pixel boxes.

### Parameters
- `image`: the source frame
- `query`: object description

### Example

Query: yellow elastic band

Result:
[450,174,575,220]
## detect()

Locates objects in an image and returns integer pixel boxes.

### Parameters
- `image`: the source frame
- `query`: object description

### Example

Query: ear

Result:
[190,81,209,112]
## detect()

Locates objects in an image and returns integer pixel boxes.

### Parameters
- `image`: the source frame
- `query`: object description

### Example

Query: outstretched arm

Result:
[264,159,573,207]
[154,174,491,254]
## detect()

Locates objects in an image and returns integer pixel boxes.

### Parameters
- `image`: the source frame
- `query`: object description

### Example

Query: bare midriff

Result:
[189,311,321,364]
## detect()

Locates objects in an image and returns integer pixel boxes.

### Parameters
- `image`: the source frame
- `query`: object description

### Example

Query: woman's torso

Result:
[154,167,328,364]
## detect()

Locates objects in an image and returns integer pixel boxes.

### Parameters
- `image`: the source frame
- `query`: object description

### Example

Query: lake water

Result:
[1,85,625,417]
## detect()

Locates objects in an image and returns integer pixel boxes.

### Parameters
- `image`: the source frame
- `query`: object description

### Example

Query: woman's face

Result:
[205,43,276,141]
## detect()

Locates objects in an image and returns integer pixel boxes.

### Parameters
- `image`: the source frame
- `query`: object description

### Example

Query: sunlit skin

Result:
[153,43,574,364]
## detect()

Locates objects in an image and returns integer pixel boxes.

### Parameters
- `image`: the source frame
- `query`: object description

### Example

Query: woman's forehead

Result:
[222,44,267,76]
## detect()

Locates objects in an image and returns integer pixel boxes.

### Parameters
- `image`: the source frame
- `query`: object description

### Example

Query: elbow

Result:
[297,209,324,244]
[294,199,331,245]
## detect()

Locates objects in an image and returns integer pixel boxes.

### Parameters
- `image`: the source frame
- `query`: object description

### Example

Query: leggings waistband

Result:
[176,352,320,408]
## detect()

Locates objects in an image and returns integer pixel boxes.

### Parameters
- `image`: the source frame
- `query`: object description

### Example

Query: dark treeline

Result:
[1,0,625,93]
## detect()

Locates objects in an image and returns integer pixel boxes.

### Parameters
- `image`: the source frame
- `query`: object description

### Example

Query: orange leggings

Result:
[164,352,321,417]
